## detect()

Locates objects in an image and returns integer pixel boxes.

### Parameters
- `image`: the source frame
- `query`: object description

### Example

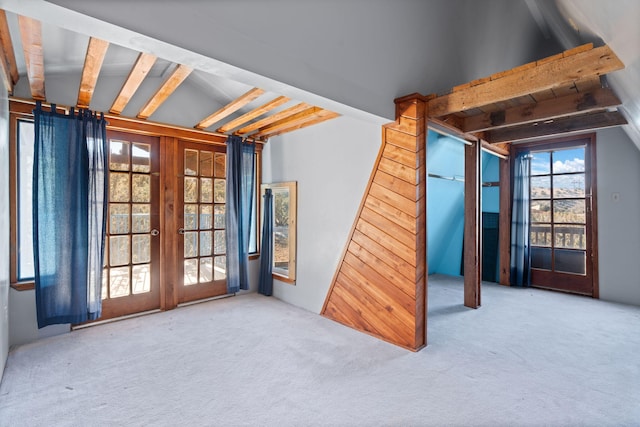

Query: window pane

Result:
[214,205,225,229]
[555,249,586,275]
[110,172,130,202]
[110,236,130,266]
[132,264,151,294]
[214,153,226,178]
[185,149,198,176]
[184,259,198,286]
[110,140,130,171]
[555,225,586,249]
[530,152,550,175]
[553,174,585,198]
[200,231,212,257]
[109,204,130,234]
[273,188,290,274]
[132,174,150,203]
[200,178,213,203]
[200,205,213,230]
[184,177,198,203]
[553,199,585,224]
[17,121,35,280]
[214,256,226,281]
[530,176,550,199]
[200,257,213,283]
[184,204,198,230]
[132,204,150,233]
[531,200,550,223]
[214,179,226,203]
[109,266,130,298]
[201,151,213,177]
[552,148,585,173]
[531,247,552,270]
[131,143,151,173]
[132,235,150,264]
[184,231,198,258]
[530,224,551,247]
[214,230,226,255]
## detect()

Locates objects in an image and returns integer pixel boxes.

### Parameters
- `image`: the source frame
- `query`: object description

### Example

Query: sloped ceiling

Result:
[0,0,637,148]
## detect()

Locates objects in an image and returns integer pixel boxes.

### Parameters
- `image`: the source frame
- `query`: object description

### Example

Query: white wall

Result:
[596,127,640,306]
[262,116,380,313]
[0,88,9,377]
[9,289,69,348]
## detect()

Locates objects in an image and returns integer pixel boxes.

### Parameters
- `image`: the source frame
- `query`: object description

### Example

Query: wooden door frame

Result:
[511,133,599,298]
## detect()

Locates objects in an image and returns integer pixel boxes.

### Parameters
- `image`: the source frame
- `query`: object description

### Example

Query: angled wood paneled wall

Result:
[321,94,428,351]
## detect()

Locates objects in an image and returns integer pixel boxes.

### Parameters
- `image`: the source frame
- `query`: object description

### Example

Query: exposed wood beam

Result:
[109,52,157,115]
[18,15,45,100]
[428,116,477,143]
[235,102,310,135]
[480,140,509,157]
[0,10,18,91]
[464,140,481,309]
[252,107,328,138]
[486,111,627,143]
[216,95,289,133]
[195,87,265,130]
[259,110,340,139]
[137,64,192,119]
[77,37,109,108]
[463,87,621,133]
[428,44,624,117]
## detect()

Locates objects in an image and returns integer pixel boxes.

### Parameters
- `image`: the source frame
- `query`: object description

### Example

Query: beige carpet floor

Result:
[1,274,639,426]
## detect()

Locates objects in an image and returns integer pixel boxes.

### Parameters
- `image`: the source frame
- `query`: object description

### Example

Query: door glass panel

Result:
[200,205,213,229]
[530,176,550,199]
[214,230,226,255]
[110,173,130,202]
[214,256,226,280]
[184,259,198,285]
[214,153,226,178]
[184,232,198,258]
[553,199,585,224]
[132,235,151,264]
[132,174,151,202]
[200,231,212,257]
[214,179,226,203]
[110,204,130,234]
[555,225,586,249]
[531,247,552,270]
[110,236,130,266]
[214,205,225,229]
[201,178,213,203]
[184,204,198,230]
[555,249,586,275]
[530,152,550,175]
[132,143,151,173]
[132,204,150,233]
[552,148,585,173]
[200,257,213,283]
[531,200,550,223]
[184,177,198,203]
[553,173,585,198]
[185,149,198,176]
[530,224,552,247]
[110,140,130,171]
[132,264,151,294]
[201,151,213,177]
[110,266,130,298]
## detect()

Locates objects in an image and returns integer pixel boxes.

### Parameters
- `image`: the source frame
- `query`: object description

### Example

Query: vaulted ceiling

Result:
[0,0,637,149]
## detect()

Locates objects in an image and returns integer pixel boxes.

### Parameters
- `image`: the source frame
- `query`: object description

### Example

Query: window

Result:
[261,181,297,283]
[16,120,35,281]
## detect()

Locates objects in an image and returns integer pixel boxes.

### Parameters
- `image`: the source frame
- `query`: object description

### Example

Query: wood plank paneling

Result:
[321,94,428,351]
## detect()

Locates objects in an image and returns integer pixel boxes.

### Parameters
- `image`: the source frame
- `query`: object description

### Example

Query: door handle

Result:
[178,228,185,235]
[150,229,160,236]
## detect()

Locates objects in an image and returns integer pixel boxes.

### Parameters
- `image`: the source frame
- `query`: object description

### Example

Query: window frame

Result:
[261,181,297,284]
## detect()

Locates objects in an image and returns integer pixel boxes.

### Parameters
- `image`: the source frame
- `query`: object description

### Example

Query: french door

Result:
[527,136,597,296]
[101,131,161,319]
[177,140,229,303]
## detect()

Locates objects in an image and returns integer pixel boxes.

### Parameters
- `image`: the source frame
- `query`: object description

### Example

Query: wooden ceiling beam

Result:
[195,87,265,130]
[137,63,192,119]
[235,102,310,135]
[463,87,621,133]
[77,37,109,108]
[428,44,624,117]
[259,110,340,139]
[216,95,289,133]
[110,52,157,115]
[252,107,334,138]
[0,10,18,92]
[485,111,627,144]
[18,15,45,100]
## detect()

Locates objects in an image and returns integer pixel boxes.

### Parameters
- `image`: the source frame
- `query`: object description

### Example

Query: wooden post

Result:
[499,156,511,286]
[464,140,481,308]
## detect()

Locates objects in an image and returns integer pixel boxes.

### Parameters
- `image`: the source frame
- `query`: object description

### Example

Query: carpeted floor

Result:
[1,274,639,426]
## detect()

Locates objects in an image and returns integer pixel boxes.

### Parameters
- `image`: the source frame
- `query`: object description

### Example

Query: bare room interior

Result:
[1,0,639,425]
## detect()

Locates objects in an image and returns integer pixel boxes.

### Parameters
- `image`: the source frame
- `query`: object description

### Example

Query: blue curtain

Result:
[258,189,273,296]
[225,136,255,293]
[33,103,108,327]
[510,152,531,287]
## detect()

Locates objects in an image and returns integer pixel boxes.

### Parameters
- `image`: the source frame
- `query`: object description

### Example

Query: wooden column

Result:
[321,93,428,351]
[498,156,511,286]
[464,140,481,308]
